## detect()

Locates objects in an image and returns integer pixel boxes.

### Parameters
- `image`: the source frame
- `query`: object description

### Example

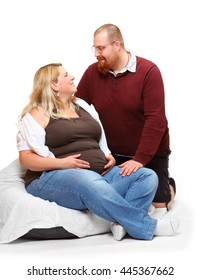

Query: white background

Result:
[0,0,199,279]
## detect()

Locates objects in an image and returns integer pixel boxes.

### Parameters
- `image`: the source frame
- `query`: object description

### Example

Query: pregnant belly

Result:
[79,149,107,174]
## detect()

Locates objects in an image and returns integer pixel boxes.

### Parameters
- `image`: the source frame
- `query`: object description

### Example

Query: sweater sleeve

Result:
[134,65,169,165]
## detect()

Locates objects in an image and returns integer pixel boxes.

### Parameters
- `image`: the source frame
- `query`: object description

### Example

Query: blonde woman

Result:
[17,63,179,241]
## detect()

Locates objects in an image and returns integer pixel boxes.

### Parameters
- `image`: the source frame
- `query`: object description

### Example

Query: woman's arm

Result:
[19,150,90,171]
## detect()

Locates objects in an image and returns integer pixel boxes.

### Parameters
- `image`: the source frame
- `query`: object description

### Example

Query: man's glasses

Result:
[91,41,115,53]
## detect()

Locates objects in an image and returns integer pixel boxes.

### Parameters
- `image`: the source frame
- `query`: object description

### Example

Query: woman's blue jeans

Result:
[26,166,158,240]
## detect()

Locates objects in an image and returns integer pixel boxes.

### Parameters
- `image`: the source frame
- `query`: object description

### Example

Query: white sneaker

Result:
[154,217,180,236]
[110,222,126,241]
[153,207,168,219]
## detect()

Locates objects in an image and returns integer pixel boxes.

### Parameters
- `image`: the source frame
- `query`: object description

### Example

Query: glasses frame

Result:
[91,41,116,53]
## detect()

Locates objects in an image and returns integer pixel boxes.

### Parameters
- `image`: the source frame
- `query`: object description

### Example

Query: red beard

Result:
[97,56,110,76]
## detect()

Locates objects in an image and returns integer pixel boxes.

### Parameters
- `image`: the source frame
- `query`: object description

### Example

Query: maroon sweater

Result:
[76,56,169,166]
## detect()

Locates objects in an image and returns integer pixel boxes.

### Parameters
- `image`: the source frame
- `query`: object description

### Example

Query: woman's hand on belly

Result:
[101,154,116,175]
[59,154,90,169]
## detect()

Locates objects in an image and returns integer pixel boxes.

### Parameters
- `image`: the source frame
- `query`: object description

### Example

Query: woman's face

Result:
[56,66,77,97]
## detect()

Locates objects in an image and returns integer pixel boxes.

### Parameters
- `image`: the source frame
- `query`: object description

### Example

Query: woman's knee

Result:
[137,167,158,191]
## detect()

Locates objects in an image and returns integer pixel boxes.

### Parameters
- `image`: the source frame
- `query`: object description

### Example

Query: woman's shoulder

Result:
[29,108,49,129]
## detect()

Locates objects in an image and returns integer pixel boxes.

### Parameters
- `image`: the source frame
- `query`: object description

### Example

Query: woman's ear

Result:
[50,81,59,91]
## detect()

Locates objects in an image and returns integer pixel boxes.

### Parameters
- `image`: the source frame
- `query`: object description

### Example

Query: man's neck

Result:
[112,50,130,75]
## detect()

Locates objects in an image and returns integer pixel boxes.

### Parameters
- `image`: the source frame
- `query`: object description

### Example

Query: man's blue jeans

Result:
[27,166,158,240]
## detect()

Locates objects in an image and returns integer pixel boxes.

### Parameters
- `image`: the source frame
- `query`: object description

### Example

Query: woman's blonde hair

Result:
[20,63,76,119]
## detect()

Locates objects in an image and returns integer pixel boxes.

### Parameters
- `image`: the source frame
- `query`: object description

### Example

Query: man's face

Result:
[93,32,117,75]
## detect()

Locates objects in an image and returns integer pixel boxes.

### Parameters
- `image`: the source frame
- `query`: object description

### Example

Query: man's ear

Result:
[50,81,59,91]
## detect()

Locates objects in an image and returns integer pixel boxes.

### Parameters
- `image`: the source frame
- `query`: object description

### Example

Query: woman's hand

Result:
[59,154,90,169]
[102,154,116,175]
[119,160,143,176]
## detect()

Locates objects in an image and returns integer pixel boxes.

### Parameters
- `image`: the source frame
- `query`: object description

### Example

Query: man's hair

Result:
[94,23,124,48]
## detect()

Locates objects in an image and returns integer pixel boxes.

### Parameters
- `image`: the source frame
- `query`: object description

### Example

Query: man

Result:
[75,23,176,218]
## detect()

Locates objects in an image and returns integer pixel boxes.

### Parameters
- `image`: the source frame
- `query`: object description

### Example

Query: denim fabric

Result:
[27,166,158,240]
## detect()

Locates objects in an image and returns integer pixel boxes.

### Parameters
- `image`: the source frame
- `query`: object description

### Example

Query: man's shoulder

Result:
[136,55,156,67]
[135,55,161,74]
[87,61,98,70]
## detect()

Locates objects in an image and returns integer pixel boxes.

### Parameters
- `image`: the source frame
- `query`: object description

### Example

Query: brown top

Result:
[24,107,107,186]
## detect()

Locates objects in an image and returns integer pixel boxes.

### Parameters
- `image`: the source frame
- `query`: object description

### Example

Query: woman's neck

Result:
[60,101,79,118]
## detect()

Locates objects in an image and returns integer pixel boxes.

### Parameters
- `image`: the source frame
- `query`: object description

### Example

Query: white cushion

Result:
[0,159,110,243]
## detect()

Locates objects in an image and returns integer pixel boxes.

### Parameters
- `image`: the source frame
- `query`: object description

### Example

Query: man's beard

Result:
[97,57,110,76]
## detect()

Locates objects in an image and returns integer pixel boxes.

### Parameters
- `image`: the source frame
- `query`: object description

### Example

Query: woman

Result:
[17,63,179,241]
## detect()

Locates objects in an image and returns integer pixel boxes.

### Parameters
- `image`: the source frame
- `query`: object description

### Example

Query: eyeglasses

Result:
[91,41,115,53]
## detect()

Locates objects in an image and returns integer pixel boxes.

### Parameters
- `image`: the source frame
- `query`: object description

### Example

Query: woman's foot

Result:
[153,207,168,219]
[110,217,179,240]
[148,204,168,219]
[154,217,179,236]
[110,222,126,241]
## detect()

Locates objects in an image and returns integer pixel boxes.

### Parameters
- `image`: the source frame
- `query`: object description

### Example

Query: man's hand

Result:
[119,160,143,176]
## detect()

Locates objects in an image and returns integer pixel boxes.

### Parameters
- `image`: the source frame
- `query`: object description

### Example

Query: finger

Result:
[75,160,90,168]
[77,164,90,169]
[122,170,129,176]
[103,165,113,174]
[126,169,133,175]
[71,154,81,158]
[133,167,139,172]
[120,167,129,176]
[77,159,90,164]
[104,162,112,169]
[101,169,110,175]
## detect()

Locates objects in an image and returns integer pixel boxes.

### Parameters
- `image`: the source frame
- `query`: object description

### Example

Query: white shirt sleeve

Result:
[17,113,55,158]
